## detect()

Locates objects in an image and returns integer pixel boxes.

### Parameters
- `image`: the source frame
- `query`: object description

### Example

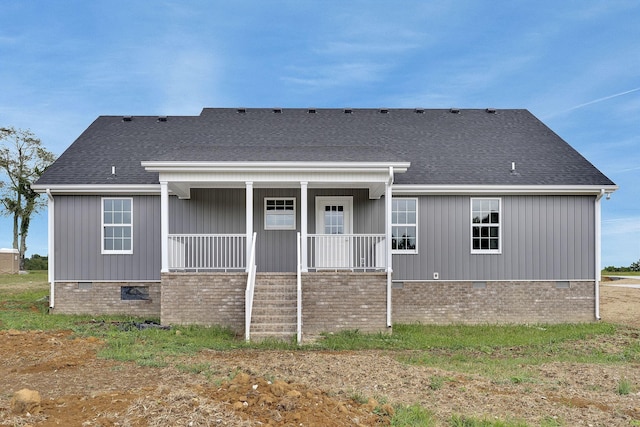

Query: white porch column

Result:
[160,181,169,273]
[245,181,254,272]
[300,181,308,272]
[385,168,394,328]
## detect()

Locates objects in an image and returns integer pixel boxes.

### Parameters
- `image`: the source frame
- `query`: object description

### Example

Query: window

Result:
[264,198,296,230]
[392,198,417,252]
[471,198,501,253]
[102,198,133,254]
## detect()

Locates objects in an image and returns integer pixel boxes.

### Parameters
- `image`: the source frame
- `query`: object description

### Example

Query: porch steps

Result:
[249,273,298,342]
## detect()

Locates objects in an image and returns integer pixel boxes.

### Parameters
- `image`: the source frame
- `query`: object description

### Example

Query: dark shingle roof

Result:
[36,108,615,187]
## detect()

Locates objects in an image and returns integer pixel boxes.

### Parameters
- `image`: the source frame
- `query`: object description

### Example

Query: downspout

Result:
[386,167,394,328]
[46,189,55,309]
[594,189,605,320]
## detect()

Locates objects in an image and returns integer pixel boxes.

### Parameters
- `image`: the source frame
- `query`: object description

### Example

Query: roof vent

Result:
[157,116,167,122]
[122,116,132,122]
[486,108,496,114]
[307,109,316,114]
[379,109,389,114]
[449,108,460,114]
[273,108,282,114]
[344,109,353,114]
[237,108,246,114]
[415,109,425,114]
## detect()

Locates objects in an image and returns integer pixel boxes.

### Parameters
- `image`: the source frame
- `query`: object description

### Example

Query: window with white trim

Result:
[102,198,133,254]
[392,198,417,252]
[471,198,501,253]
[264,198,296,230]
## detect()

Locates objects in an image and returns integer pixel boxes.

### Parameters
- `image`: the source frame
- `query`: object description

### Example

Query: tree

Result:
[0,127,56,270]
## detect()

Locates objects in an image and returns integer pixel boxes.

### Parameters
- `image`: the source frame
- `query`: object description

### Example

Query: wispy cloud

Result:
[554,87,640,116]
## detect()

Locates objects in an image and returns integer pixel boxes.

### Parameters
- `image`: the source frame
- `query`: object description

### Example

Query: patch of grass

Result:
[617,377,631,395]
[391,404,436,426]
[449,414,528,426]
[540,416,564,427]
[429,375,447,390]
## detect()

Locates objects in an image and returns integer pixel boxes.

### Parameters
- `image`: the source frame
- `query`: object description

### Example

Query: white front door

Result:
[315,196,353,268]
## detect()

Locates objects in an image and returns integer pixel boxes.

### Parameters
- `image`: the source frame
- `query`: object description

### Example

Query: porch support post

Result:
[385,167,394,328]
[245,181,254,272]
[160,181,169,273]
[300,181,308,272]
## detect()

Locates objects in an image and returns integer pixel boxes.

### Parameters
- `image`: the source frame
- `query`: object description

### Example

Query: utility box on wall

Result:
[0,248,19,274]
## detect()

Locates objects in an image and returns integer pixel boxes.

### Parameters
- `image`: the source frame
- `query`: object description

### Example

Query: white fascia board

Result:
[32,184,161,195]
[392,184,619,196]
[141,161,410,174]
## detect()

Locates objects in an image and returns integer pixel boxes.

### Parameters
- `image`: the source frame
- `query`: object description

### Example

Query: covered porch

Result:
[141,160,409,341]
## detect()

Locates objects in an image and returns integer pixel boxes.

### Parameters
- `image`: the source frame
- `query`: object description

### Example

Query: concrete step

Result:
[249,331,297,342]
[250,322,297,333]
[252,306,296,316]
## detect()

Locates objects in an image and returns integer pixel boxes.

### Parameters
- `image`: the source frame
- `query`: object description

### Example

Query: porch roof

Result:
[141,160,408,199]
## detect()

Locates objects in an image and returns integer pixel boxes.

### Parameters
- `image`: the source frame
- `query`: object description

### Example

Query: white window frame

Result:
[470,197,502,254]
[264,197,296,230]
[391,197,418,254]
[101,197,133,255]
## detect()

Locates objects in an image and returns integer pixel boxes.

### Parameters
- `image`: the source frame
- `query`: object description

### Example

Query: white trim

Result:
[46,189,55,308]
[160,182,169,272]
[101,197,134,255]
[391,197,418,254]
[141,161,410,172]
[393,184,618,196]
[470,197,502,255]
[300,182,308,272]
[33,184,160,194]
[245,182,253,272]
[264,197,297,230]
[594,189,604,320]
[315,196,353,235]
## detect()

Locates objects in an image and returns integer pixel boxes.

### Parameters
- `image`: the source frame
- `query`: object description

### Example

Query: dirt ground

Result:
[1,283,640,426]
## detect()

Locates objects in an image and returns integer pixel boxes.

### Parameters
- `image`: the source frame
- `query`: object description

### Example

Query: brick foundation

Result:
[160,272,246,333]
[392,280,596,324]
[301,272,389,338]
[51,281,161,317]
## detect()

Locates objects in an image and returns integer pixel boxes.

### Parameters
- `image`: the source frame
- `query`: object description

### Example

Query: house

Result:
[33,108,617,341]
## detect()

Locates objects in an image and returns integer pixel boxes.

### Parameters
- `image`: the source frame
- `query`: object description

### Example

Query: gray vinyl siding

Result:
[256,188,384,272]
[393,195,596,281]
[169,188,245,234]
[54,191,595,281]
[54,195,161,281]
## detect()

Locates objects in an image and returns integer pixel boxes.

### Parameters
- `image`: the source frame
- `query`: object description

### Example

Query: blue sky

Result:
[0,1,638,267]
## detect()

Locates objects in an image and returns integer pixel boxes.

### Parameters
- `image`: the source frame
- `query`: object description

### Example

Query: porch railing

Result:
[245,232,258,342]
[168,234,246,271]
[307,234,386,270]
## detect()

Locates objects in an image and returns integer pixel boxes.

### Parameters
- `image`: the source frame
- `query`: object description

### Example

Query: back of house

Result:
[33,108,617,341]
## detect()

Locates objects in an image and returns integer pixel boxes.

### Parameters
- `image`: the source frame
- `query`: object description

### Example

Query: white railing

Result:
[168,234,246,271]
[245,232,258,342]
[307,234,386,270]
[296,232,302,344]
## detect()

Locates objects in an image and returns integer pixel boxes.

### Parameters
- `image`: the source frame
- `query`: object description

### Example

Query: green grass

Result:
[2,274,637,427]
[617,377,632,395]
[391,404,436,426]
[601,270,640,276]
